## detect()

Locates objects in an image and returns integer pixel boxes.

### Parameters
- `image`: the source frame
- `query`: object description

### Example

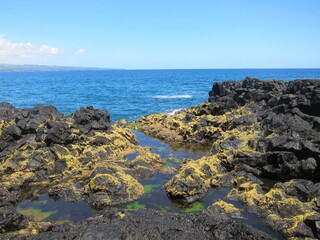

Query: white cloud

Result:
[75,49,85,55]
[0,34,64,64]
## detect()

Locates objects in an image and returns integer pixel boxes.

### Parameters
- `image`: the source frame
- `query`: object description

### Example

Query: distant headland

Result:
[0,64,117,72]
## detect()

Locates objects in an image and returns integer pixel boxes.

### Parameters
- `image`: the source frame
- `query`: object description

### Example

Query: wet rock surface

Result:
[136,77,320,239]
[31,207,272,240]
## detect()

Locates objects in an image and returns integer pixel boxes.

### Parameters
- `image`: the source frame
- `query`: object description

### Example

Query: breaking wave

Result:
[167,109,183,115]
[152,95,193,99]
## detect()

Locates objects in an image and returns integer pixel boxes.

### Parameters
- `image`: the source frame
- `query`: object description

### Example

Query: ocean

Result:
[1,68,320,122]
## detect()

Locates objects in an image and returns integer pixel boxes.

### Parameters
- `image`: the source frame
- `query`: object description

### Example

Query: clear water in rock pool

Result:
[17,194,94,223]
[132,130,210,160]
[16,130,283,239]
[126,152,140,161]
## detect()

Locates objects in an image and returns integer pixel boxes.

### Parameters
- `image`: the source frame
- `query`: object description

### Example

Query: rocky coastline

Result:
[1,77,320,239]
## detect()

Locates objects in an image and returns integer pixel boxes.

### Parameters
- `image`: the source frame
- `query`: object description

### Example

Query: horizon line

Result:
[0,63,320,71]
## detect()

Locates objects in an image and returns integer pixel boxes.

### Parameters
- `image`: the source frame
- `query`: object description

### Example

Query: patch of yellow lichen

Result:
[135,104,261,145]
[86,171,144,205]
[83,127,139,158]
[89,173,121,192]
[0,143,56,173]
[0,121,160,206]
[0,121,161,230]
[1,171,35,189]
[63,125,159,179]
[10,221,52,237]
[165,155,225,196]
[140,104,264,202]
[227,177,320,238]
[0,120,6,135]
[285,212,319,237]
[50,144,70,159]
[0,119,14,136]
[119,172,144,199]
[211,200,241,215]
[228,184,263,207]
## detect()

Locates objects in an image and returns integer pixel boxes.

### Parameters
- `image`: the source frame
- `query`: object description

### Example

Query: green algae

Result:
[129,122,139,130]
[182,202,205,213]
[160,206,170,212]
[144,184,161,194]
[126,201,145,210]
[152,147,166,153]
[162,158,183,168]
[162,162,174,168]
[17,207,57,221]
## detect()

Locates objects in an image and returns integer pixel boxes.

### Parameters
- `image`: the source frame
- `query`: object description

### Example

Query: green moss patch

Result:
[17,207,57,221]
[129,122,139,130]
[152,147,166,153]
[126,201,145,210]
[182,202,205,213]
[162,158,183,168]
[160,206,170,212]
[143,184,161,194]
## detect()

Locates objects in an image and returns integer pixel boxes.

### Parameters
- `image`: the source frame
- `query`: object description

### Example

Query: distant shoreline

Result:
[0,64,119,72]
[0,64,319,72]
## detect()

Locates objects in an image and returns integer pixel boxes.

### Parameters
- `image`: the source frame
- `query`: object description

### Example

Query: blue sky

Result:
[0,0,319,69]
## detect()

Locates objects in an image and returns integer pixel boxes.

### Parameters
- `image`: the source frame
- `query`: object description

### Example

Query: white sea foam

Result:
[167,109,183,115]
[152,94,193,99]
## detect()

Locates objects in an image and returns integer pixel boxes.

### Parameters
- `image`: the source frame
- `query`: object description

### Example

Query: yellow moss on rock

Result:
[0,119,14,136]
[89,173,121,192]
[50,144,70,160]
[165,155,225,196]
[17,207,57,221]
[135,103,261,145]
[11,221,53,237]
[86,171,144,205]
[211,200,241,215]
[1,171,35,189]
[227,177,320,239]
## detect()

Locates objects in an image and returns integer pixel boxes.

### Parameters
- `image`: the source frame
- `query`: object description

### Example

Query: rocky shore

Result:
[136,77,320,239]
[1,77,320,239]
[0,103,161,238]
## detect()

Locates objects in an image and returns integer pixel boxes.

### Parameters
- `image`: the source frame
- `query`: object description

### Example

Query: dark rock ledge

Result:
[32,207,272,240]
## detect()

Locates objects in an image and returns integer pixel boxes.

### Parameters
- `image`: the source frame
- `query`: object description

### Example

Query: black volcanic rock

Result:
[31,208,274,240]
[135,77,320,239]
[0,206,28,232]
[70,106,111,134]
[207,77,320,181]
[208,77,287,111]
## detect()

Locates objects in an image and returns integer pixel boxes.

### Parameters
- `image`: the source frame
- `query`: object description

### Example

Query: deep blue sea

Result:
[1,69,320,122]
